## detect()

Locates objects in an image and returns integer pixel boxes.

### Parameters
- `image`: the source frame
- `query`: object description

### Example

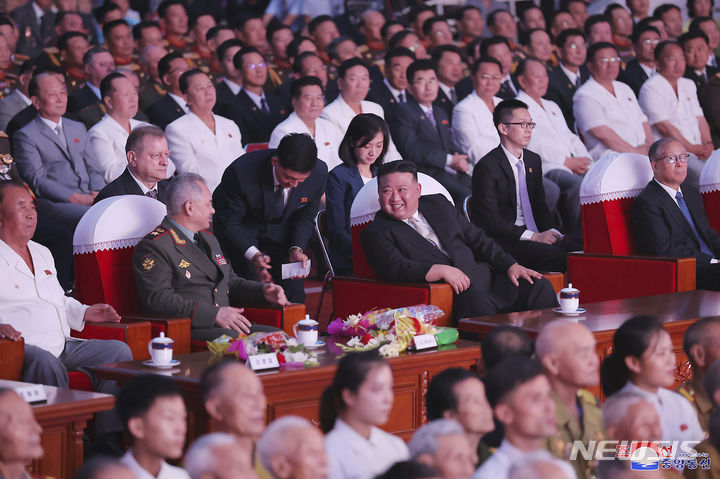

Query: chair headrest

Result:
[579,152,652,205]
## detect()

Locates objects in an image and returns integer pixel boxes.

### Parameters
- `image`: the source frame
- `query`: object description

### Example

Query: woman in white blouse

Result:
[321,350,409,479]
[165,69,245,192]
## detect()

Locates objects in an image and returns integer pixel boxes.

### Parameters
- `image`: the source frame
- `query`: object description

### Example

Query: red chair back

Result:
[700,149,720,232]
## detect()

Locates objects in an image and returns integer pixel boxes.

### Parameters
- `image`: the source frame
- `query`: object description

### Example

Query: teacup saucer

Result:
[553,307,586,316]
[142,359,181,369]
[304,340,326,349]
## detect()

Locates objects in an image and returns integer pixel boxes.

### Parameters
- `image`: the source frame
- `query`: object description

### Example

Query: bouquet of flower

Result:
[208,331,318,366]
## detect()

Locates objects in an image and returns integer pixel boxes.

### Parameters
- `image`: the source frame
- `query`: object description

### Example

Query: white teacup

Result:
[293,316,319,346]
[148,332,174,365]
[557,283,580,312]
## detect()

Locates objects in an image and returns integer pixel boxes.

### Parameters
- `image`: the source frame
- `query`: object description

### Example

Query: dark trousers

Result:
[499,239,569,273]
[697,263,720,291]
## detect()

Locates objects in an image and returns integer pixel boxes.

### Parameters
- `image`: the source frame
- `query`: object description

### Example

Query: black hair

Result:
[689,16,717,35]
[426,368,477,420]
[467,36,484,59]
[233,46,264,71]
[632,22,661,44]
[604,3,627,17]
[319,350,389,433]
[385,46,416,66]
[276,133,318,173]
[216,39,244,64]
[408,4,435,24]
[266,22,292,43]
[28,66,66,98]
[57,31,86,52]
[178,68,205,94]
[684,317,720,366]
[19,58,37,77]
[493,98,530,128]
[381,20,403,41]
[293,51,321,74]
[487,9,512,28]
[483,357,545,407]
[654,3,682,18]
[82,46,110,67]
[600,315,667,397]
[471,55,503,75]
[116,374,183,430]
[73,457,129,479]
[286,35,316,60]
[100,71,126,99]
[338,113,389,168]
[388,30,416,50]
[199,359,235,402]
[376,159,418,182]
[557,28,586,48]
[653,39,680,60]
[0,15,14,28]
[430,43,464,64]
[516,56,545,76]
[586,41,619,62]
[132,20,161,41]
[55,10,81,27]
[337,57,368,79]
[457,5,482,21]
[290,75,323,99]
[308,15,334,35]
[480,35,512,57]
[234,13,262,32]
[327,36,355,61]
[206,25,234,43]
[158,51,185,85]
[0,179,28,204]
[522,27,550,47]
[520,5,544,23]
[406,58,435,83]
[102,18,128,41]
[679,29,710,47]
[584,14,611,37]
[94,2,121,23]
[375,461,439,479]
[480,325,533,370]
[188,12,213,32]
[422,16,448,37]
[157,0,187,19]
[711,408,720,453]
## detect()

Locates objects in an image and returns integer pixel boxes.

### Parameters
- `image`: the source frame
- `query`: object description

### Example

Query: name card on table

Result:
[15,384,47,403]
[247,353,280,371]
[413,334,438,351]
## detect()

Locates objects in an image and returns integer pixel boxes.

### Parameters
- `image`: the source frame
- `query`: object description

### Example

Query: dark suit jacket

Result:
[471,145,555,242]
[133,216,267,330]
[685,66,719,97]
[94,168,170,204]
[435,86,456,120]
[360,194,518,318]
[632,179,720,264]
[212,149,328,274]
[10,2,56,58]
[216,89,288,145]
[145,94,185,130]
[214,80,238,111]
[367,80,402,123]
[618,59,650,97]
[67,85,100,114]
[545,64,590,131]
[700,75,720,147]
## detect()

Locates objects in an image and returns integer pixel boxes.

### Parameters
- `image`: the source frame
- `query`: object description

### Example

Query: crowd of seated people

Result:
[1,0,720,475]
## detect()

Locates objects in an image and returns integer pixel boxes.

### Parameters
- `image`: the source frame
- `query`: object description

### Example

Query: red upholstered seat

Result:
[700,150,720,232]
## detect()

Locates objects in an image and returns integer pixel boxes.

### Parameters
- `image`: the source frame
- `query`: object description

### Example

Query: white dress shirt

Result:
[517,90,591,174]
[244,88,269,111]
[87,115,153,183]
[0,239,87,357]
[639,74,704,143]
[120,450,190,479]
[473,440,568,479]
[451,91,502,169]
[165,112,245,192]
[320,95,402,162]
[383,78,406,103]
[501,144,535,240]
[269,112,343,170]
[221,77,242,95]
[573,77,649,160]
[325,418,409,479]
[618,381,705,442]
[559,63,579,87]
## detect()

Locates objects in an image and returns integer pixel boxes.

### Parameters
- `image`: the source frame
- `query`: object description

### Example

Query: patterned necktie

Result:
[502,79,514,96]
[408,216,447,257]
[516,159,538,232]
[145,190,158,199]
[55,124,67,150]
[676,191,713,256]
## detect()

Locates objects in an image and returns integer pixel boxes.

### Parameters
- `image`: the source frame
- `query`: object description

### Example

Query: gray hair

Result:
[601,391,649,431]
[704,358,720,405]
[166,173,206,216]
[257,416,315,474]
[139,44,167,68]
[125,124,165,154]
[184,433,240,479]
[648,137,680,162]
[408,419,466,459]
[507,450,576,479]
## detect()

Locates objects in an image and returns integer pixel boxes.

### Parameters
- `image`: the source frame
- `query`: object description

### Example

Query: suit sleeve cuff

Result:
[520,230,534,241]
[244,246,260,261]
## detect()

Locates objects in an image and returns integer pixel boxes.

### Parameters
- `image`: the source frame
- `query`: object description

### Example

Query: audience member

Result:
[213,133,326,304]
[431,45,466,118]
[327,36,360,70]
[361,160,556,319]
[679,316,720,431]
[145,52,190,130]
[358,10,386,64]
[187,14,216,74]
[585,14,613,45]
[326,113,387,275]
[618,23,660,97]
[480,325,534,370]
[408,4,435,46]
[166,69,244,192]
[269,76,342,171]
[549,11,577,42]
[487,10,518,46]
[267,24,294,86]
[133,21,164,51]
[632,138,720,290]
[681,30,719,97]
[158,0,191,56]
[257,416,328,479]
[134,173,287,340]
[474,357,560,479]
[308,15,340,64]
[375,461,440,479]
[519,6,546,38]
[367,47,415,123]
[0,388,44,479]
[408,419,474,479]
[423,17,454,51]
[546,29,589,130]
[573,42,652,160]
[0,58,34,131]
[67,46,116,129]
[321,350,410,479]
[117,374,190,479]
[601,315,704,441]
[684,408,720,479]
[56,31,90,92]
[137,45,168,112]
[690,16,720,63]
[522,29,554,69]
[566,0,589,32]
[205,26,235,78]
[481,36,517,99]
[655,4,684,40]
[88,72,149,184]
[73,456,137,479]
[606,4,634,58]
[506,451,576,479]
[184,433,257,479]
[389,30,428,60]
[213,39,244,110]
[601,390,663,442]
[104,19,134,67]
[456,6,485,45]
[11,0,55,58]
[536,320,604,479]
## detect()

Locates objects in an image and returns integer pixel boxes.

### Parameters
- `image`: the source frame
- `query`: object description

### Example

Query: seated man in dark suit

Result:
[471,99,570,273]
[213,133,327,304]
[213,39,244,112]
[389,59,471,207]
[367,47,415,123]
[94,125,171,204]
[133,173,289,341]
[273,51,339,108]
[67,46,116,130]
[145,52,190,129]
[545,29,589,131]
[632,138,720,291]
[681,30,719,99]
[360,160,556,320]
[432,44,465,120]
[618,23,660,97]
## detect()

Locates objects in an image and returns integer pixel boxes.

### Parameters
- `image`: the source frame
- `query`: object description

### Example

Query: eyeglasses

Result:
[657,153,690,164]
[642,38,660,45]
[503,121,536,129]
[244,62,267,70]
[567,43,586,49]
[480,74,502,80]
[599,56,621,63]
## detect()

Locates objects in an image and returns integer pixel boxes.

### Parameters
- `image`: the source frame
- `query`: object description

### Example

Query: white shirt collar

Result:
[418,102,433,115]
[86,82,102,100]
[501,142,524,165]
[39,115,62,132]
[638,62,655,78]
[383,78,404,101]
[559,62,578,86]
[333,418,387,447]
[694,67,708,78]
[168,92,189,113]
[401,210,423,226]
[243,88,266,110]
[438,81,454,99]
[31,1,44,20]
[128,168,157,194]
[654,177,682,201]
[222,77,242,95]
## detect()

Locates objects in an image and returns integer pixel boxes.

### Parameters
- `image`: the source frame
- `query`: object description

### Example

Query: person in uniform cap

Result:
[133,173,288,341]
[536,320,604,479]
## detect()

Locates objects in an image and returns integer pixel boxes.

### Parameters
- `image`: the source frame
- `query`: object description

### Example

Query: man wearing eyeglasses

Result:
[632,138,720,291]
[618,23,660,97]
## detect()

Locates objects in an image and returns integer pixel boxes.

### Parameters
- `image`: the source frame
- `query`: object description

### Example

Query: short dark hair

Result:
[480,36,511,57]
[267,22,292,43]
[422,16,448,37]
[327,36,355,61]
[234,13,262,32]
[388,30,415,50]
[493,98,530,128]
[632,22,660,44]
[385,46,416,66]
[116,374,183,430]
[408,4,434,23]
[54,10,81,27]
[679,29,710,48]
[487,9,512,28]
[584,14,610,37]
[653,39,680,60]
[233,46,264,70]
[337,57,368,79]
[466,36,484,59]
[654,3,681,18]
[689,16,717,35]
[471,55,503,75]
[308,15,334,35]
[19,58,38,77]
[480,325,534,370]
[515,57,545,76]
[206,25,233,43]
[290,75,323,99]
[380,20,403,40]
[483,357,545,407]
[430,43,464,64]
[126,125,166,154]
[286,35,316,60]
[520,5,543,22]
[522,27,549,47]
[178,68,206,94]
[157,0,187,19]
[406,58,435,83]
[216,39,243,64]
[102,18,128,41]
[28,67,66,98]
[100,71,125,99]
[188,13,213,32]
[586,41,618,63]
[0,179,28,205]
[276,133,318,173]
[457,5,482,21]
[293,51,321,74]
[684,317,720,366]
[199,359,235,402]
[556,28,586,48]
[57,31,86,52]
[83,46,110,67]
[94,2,121,23]
[377,159,418,183]
[338,113,389,168]
[132,20,161,41]
[426,368,477,420]
[0,15,14,29]
[158,51,185,85]
[604,3,626,17]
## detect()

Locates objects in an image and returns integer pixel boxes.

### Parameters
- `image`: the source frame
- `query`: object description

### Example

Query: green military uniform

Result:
[678,377,714,433]
[682,439,719,479]
[0,60,20,99]
[543,389,605,479]
[139,80,166,112]
[164,36,195,57]
[133,217,272,341]
[75,101,106,130]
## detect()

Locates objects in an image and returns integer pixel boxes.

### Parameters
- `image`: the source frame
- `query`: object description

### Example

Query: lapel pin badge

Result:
[185,270,191,279]
[300,197,309,203]
[529,167,533,173]
[73,138,80,143]
[44,269,52,275]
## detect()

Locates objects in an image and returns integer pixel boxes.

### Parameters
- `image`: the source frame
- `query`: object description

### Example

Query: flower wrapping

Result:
[208,331,317,366]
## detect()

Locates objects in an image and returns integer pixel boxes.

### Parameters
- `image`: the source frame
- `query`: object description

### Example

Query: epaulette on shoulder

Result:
[147,226,168,239]
[577,389,599,406]
[678,386,695,402]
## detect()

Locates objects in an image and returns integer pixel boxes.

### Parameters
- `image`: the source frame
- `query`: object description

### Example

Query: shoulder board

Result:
[169,228,186,245]
[147,226,167,239]
[577,389,599,406]
[13,53,29,62]
[678,386,695,402]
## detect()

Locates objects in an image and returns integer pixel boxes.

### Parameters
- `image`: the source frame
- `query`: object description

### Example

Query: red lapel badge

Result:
[324,141,330,146]
[73,138,80,143]
[44,269,52,275]
[680,424,688,431]
[300,197,309,203]
[529,167,533,173]
[441,119,449,125]
[228,133,232,138]
[215,254,227,265]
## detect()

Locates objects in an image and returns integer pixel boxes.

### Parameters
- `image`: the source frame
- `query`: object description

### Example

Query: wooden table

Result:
[0,380,115,479]
[459,290,720,398]
[95,339,482,441]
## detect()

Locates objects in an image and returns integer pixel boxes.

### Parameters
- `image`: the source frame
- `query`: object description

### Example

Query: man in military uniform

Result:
[536,320,605,479]
[266,23,294,89]
[138,45,167,113]
[0,34,20,98]
[54,32,89,92]
[158,0,194,57]
[186,13,215,81]
[104,20,141,76]
[358,10,387,66]
[678,317,720,431]
[133,173,289,342]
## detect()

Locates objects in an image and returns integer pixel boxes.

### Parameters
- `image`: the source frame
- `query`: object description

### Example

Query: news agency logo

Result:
[569,440,711,472]
[616,441,672,470]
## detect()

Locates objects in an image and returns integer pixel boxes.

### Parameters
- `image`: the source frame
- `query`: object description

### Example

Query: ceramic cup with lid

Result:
[557,283,580,312]
[293,315,319,346]
[148,332,174,365]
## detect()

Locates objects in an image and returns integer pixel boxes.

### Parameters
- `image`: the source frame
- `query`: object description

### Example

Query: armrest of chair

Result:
[244,303,306,336]
[541,272,565,294]
[332,277,454,327]
[121,315,191,355]
[567,253,696,303]
[0,337,24,380]
[71,320,152,360]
